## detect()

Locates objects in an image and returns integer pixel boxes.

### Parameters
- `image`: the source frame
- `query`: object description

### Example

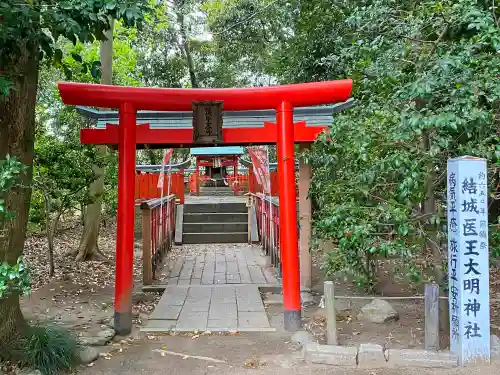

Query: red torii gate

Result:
[58,80,352,334]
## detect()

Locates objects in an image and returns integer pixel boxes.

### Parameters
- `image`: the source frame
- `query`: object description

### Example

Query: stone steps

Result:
[182,201,248,244]
[183,232,248,244]
[183,222,248,233]
[184,202,247,214]
[183,212,247,223]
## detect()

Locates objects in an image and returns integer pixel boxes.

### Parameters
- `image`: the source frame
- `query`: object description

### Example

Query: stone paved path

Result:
[143,243,280,332]
[161,244,278,285]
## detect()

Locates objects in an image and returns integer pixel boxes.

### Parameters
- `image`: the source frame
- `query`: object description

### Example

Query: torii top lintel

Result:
[57,80,352,111]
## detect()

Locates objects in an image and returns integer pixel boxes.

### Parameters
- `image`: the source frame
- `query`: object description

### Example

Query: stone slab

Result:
[226,261,239,274]
[141,319,177,332]
[303,343,358,366]
[157,288,188,306]
[149,304,183,320]
[176,311,208,331]
[214,273,226,284]
[167,277,179,285]
[357,343,387,368]
[178,278,191,285]
[187,287,212,299]
[226,273,241,284]
[209,303,237,320]
[207,319,238,330]
[183,298,210,312]
[179,261,194,279]
[238,311,270,329]
[211,287,236,304]
[169,259,184,278]
[235,285,262,300]
[238,265,253,283]
[190,278,201,284]
[248,265,267,283]
[201,264,215,284]
[387,349,458,368]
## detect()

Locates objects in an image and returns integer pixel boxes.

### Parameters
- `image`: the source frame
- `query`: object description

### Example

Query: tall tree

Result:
[75,20,114,262]
[0,0,147,351]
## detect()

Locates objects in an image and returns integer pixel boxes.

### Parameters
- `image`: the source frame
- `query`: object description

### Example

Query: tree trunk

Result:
[177,12,199,88]
[43,193,55,277]
[421,130,449,345]
[0,43,39,351]
[75,20,113,261]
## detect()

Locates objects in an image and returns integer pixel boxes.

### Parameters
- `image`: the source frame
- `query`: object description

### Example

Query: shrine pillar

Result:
[114,102,137,335]
[276,101,301,331]
[299,143,312,289]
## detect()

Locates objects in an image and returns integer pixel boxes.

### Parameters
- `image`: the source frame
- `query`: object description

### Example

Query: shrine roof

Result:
[75,99,355,130]
[190,146,245,156]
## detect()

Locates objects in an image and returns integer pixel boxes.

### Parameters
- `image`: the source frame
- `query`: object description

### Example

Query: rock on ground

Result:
[77,346,100,364]
[357,299,399,323]
[291,331,316,346]
[78,328,116,346]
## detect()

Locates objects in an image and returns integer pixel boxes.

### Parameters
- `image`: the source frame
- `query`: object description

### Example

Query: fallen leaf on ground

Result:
[244,358,261,369]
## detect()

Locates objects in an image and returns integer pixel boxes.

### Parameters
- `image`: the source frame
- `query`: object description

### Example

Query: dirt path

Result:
[74,333,498,375]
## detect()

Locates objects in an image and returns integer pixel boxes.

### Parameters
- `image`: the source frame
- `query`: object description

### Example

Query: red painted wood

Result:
[80,121,328,146]
[277,101,301,324]
[134,172,185,201]
[115,103,136,334]
[59,80,352,111]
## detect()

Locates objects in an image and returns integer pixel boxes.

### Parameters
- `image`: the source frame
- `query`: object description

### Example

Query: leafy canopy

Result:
[0,0,149,93]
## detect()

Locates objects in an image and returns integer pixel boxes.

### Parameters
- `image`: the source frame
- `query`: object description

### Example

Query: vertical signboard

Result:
[447,156,490,365]
[192,101,223,144]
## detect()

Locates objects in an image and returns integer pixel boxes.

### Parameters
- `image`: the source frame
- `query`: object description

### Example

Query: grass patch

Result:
[12,324,79,375]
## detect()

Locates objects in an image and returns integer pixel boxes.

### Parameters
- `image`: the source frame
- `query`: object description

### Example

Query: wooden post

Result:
[299,143,312,289]
[324,281,337,345]
[425,283,439,351]
[142,207,153,285]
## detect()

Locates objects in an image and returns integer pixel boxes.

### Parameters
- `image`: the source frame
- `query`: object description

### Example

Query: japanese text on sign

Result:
[447,156,490,365]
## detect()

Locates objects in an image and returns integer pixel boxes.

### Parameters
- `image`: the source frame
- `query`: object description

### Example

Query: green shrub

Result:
[13,324,79,375]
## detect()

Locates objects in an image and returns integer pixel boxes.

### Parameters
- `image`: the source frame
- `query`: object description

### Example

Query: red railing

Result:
[253,193,281,275]
[248,170,279,195]
[187,173,250,196]
[135,171,185,204]
[140,195,176,285]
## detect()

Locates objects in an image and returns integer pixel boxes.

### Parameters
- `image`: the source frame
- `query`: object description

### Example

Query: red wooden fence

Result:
[135,172,185,203]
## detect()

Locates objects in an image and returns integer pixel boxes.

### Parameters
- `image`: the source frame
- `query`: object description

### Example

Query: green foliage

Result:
[12,324,78,375]
[31,121,98,227]
[304,0,499,287]
[0,0,150,94]
[0,257,30,298]
[0,156,25,218]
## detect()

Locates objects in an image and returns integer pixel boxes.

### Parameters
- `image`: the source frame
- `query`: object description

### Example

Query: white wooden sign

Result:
[447,156,490,365]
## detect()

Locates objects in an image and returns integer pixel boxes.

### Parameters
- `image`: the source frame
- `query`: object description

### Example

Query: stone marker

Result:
[388,349,458,368]
[357,299,399,323]
[447,157,490,365]
[302,343,357,366]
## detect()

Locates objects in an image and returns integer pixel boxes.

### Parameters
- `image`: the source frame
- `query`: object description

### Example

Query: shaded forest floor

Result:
[9,219,500,374]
